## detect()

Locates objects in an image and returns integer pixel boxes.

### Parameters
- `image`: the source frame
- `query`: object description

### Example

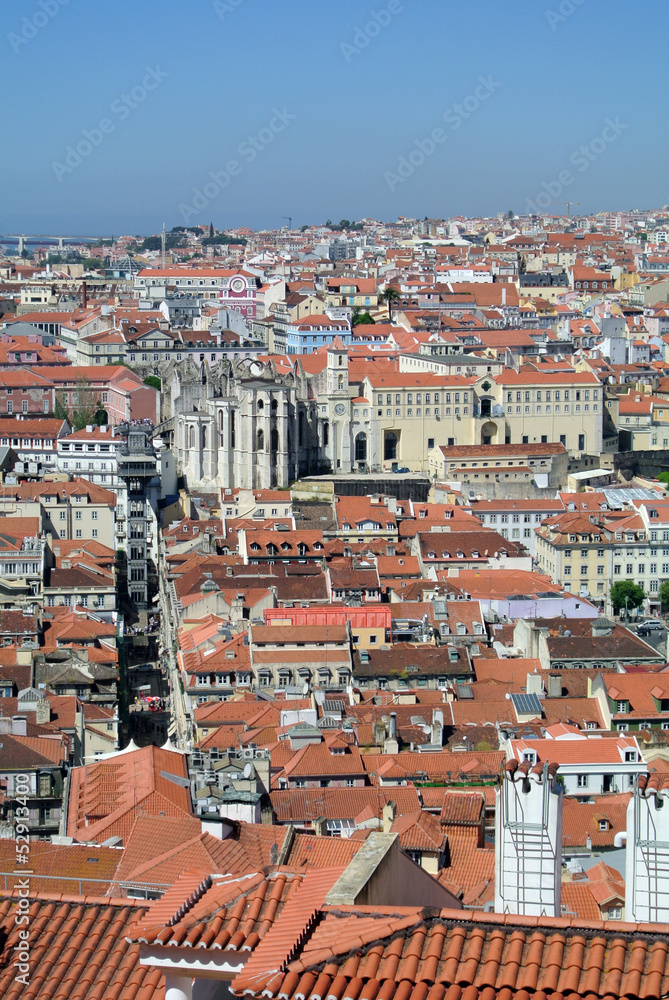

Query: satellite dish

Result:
[243,762,253,779]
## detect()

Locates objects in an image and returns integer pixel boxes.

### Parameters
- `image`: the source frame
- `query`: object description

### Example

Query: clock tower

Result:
[324,337,351,472]
[326,336,349,394]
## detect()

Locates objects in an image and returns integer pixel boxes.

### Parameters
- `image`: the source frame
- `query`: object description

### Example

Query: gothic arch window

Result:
[230,410,236,448]
[218,410,224,433]
[323,421,329,447]
[271,398,278,411]
[299,411,305,447]
[257,428,264,452]
[271,428,278,453]
[339,355,344,366]
[384,431,398,461]
[201,426,207,450]
[257,398,264,411]
[355,432,367,462]
[188,425,195,450]
[338,375,344,389]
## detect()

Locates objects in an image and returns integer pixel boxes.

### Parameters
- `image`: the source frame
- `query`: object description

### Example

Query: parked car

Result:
[638,620,663,632]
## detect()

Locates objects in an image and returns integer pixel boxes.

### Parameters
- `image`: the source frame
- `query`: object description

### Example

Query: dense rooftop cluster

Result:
[3,209,669,997]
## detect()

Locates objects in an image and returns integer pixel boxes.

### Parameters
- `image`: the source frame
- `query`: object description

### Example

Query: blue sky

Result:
[2,0,667,235]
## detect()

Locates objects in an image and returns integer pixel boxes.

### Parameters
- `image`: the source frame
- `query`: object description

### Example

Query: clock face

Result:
[231,278,245,292]
[334,403,346,415]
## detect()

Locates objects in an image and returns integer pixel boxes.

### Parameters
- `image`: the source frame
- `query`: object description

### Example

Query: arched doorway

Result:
[355,432,367,462]
[384,431,398,461]
[481,421,497,445]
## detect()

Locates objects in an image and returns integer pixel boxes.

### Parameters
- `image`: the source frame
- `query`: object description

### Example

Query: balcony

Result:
[117,461,157,477]
[472,404,504,419]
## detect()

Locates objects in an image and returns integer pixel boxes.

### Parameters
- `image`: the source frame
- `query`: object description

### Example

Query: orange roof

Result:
[66,745,193,843]
[0,894,160,1000]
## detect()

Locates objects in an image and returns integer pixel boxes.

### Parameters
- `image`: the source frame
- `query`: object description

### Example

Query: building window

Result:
[577,774,588,788]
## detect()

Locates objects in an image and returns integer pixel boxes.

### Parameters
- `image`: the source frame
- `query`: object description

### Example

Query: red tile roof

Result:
[0,893,162,1000]
[270,786,422,824]
[228,904,669,1000]
[66,745,193,844]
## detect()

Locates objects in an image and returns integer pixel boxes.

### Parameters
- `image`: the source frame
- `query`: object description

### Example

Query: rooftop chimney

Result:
[625,773,669,922]
[495,759,563,917]
[382,800,397,834]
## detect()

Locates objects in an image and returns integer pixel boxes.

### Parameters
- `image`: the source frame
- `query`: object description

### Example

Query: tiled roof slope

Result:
[130,867,346,956]
[270,786,422,824]
[0,893,163,1000]
[230,905,669,1000]
[0,841,122,896]
[66,745,193,844]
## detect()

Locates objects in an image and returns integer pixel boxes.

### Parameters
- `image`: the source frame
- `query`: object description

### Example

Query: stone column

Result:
[165,974,193,1000]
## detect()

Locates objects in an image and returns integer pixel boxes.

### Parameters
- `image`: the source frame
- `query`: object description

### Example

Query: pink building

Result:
[35,366,159,426]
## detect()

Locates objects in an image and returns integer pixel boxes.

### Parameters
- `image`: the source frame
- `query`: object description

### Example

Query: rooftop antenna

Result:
[161,223,166,268]
[283,217,293,230]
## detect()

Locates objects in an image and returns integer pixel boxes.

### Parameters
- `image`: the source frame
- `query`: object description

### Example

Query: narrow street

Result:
[123,613,172,747]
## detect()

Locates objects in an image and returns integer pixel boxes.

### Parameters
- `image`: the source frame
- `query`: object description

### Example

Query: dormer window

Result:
[523,750,537,765]
[625,750,637,762]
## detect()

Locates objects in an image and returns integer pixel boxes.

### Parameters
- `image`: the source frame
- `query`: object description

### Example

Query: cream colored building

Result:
[0,481,116,545]
[351,367,602,473]
[535,508,660,612]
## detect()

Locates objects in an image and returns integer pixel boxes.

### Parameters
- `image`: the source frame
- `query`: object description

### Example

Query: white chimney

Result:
[495,757,563,916]
[389,712,397,740]
[625,773,669,922]
[526,671,545,698]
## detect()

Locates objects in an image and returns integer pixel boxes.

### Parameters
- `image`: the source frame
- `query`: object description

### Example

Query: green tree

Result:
[378,285,400,321]
[209,221,214,238]
[54,378,105,431]
[610,580,646,617]
[658,471,669,488]
[144,375,161,390]
[202,234,247,246]
[351,309,375,326]
[506,209,514,219]
[660,579,669,612]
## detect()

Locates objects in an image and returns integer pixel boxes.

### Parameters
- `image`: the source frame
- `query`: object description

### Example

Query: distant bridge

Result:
[0,234,105,253]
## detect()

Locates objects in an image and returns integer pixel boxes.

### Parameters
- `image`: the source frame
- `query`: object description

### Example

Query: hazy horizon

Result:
[3,0,667,234]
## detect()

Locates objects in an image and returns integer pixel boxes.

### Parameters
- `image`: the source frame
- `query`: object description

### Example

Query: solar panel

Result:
[510,692,543,717]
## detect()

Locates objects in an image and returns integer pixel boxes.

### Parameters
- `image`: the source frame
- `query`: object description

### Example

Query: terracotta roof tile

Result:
[229,907,669,1000]
[0,893,162,1000]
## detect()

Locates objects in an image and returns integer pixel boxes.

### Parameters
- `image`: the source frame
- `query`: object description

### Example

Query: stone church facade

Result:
[166,342,382,489]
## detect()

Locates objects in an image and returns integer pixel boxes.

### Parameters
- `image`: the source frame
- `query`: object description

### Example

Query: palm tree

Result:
[379,285,400,321]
